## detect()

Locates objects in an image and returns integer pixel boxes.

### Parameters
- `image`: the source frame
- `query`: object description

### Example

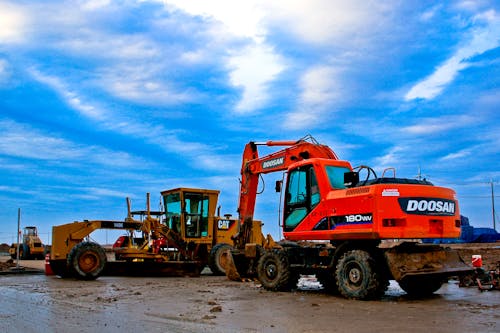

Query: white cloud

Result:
[57,33,161,60]
[165,1,286,113]
[25,67,228,171]
[98,65,194,105]
[284,65,342,129]
[405,10,500,101]
[0,119,138,168]
[164,0,265,41]
[454,1,490,12]
[28,68,105,120]
[420,4,443,22]
[373,146,405,170]
[402,115,475,135]
[164,0,392,45]
[0,2,29,44]
[162,1,394,115]
[0,119,79,160]
[263,0,392,45]
[79,187,132,199]
[79,0,111,11]
[228,44,285,113]
[440,149,471,161]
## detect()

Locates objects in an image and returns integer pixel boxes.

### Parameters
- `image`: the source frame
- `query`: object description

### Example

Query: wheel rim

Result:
[78,251,99,273]
[348,266,362,284]
[265,260,278,280]
[345,262,363,288]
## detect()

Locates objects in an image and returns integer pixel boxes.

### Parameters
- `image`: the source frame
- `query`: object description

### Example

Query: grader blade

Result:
[224,249,242,281]
[384,242,473,281]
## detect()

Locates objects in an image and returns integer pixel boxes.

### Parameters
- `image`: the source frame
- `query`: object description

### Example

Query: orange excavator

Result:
[230,135,472,299]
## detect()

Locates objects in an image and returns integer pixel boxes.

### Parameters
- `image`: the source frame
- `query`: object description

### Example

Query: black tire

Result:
[208,243,233,275]
[398,276,444,297]
[336,249,388,300]
[50,259,72,278]
[257,250,297,291]
[22,244,30,259]
[67,242,107,280]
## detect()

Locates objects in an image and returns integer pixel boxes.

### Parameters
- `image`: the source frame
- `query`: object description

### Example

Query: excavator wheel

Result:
[68,242,107,280]
[398,276,444,298]
[208,243,233,275]
[257,249,298,291]
[336,249,388,300]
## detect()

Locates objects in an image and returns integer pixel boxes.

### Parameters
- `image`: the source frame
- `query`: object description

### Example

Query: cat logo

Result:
[218,219,231,230]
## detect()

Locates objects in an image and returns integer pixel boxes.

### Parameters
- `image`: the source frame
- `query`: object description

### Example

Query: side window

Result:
[287,169,307,205]
[284,166,320,232]
[325,166,350,189]
[310,169,320,207]
[164,193,181,233]
[184,193,209,238]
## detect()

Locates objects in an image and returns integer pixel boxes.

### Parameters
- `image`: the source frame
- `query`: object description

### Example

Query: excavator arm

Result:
[234,135,338,247]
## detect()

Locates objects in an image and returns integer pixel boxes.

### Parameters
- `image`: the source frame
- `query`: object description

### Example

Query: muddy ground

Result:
[1,245,499,333]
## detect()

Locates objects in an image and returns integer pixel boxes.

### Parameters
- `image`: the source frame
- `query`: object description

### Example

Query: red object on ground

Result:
[45,253,54,275]
[472,254,482,268]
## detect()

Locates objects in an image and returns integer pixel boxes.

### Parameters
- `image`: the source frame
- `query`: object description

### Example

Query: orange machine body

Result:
[281,158,460,241]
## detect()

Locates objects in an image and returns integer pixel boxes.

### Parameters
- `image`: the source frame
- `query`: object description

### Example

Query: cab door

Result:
[283,165,320,232]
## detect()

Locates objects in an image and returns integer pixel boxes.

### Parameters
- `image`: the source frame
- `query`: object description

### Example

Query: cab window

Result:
[164,193,181,233]
[284,166,320,231]
[325,166,351,189]
[184,192,209,238]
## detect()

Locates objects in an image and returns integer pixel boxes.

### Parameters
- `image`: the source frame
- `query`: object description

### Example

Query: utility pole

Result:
[16,208,21,270]
[491,179,496,231]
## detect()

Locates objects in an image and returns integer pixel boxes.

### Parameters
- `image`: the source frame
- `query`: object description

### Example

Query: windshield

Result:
[325,166,351,189]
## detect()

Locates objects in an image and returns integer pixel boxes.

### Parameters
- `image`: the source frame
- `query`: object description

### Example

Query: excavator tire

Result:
[208,243,233,275]
[68,242,107,280]
[398,276,444,297]
[257,249,298,291]
[336,249,388,300]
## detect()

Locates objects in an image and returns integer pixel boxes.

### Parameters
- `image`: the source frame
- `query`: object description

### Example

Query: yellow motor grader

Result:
[50,188,265,280]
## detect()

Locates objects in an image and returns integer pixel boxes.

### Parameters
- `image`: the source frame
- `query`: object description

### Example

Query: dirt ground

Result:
[1,245,499,333]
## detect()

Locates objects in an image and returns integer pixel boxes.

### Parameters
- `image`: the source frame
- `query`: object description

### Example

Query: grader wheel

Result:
[68,242,107,280]
[208,243,233,275]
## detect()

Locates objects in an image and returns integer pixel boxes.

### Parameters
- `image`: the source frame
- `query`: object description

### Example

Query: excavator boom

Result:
[238,135,338,226]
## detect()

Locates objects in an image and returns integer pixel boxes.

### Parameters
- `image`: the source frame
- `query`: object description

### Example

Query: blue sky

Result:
[0,0,499,245]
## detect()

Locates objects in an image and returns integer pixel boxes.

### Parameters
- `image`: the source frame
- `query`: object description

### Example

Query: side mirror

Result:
[344,171,359,188]
[275,180,282,192]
